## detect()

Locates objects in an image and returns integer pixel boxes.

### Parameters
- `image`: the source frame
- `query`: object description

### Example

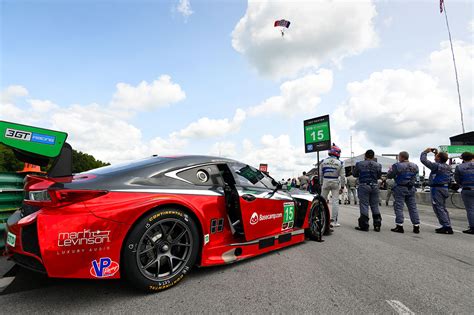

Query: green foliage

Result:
[0,144,109,173]
[0,144,23,172]
[71,150,110,173]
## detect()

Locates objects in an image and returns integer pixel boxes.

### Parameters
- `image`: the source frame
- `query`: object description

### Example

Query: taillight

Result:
[25,189,107,207]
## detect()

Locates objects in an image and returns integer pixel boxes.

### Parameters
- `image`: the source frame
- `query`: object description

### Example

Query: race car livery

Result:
[5,155,330,292]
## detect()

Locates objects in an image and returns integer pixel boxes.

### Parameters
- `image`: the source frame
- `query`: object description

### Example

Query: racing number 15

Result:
[310,130,324,141]
[283,205,294,223]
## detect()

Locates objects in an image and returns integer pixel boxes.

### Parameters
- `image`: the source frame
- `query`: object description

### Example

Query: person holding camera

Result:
[420,148,453,234]
[454,152,474,234]
[387,151,420,233]
[354,149,382,232]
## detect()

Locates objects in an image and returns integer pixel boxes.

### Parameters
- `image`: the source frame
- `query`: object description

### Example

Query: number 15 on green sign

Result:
[305,122,329,144]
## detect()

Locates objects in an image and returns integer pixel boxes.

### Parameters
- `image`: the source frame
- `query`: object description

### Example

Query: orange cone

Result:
[17,163,45,174]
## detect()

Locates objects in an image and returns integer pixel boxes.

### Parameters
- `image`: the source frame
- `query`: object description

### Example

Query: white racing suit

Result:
[320,156,345,223]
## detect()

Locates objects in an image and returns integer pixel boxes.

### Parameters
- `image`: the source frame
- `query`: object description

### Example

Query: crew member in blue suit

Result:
[387,151,420,233]
[454,152,474,234]
[353,150,382,232]
[420,148,453,234]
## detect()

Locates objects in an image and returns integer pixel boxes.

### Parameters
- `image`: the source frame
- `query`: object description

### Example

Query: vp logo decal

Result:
[90,257,119,278]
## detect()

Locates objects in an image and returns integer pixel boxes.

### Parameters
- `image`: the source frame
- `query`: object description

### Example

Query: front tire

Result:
[306,197,329,241]
[122,208,199,292]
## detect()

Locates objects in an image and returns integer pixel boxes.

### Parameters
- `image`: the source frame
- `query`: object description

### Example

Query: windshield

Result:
[231,163,277,189]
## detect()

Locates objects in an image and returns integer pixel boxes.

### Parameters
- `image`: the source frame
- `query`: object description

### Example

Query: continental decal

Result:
[148,210,184,222]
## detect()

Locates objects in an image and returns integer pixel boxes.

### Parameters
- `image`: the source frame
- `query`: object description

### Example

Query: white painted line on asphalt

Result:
[0,276,15,293]
[343,205,463,233]
[386,300,415,315]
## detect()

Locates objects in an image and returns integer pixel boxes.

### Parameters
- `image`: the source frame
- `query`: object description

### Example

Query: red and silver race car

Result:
[6,155,330,292]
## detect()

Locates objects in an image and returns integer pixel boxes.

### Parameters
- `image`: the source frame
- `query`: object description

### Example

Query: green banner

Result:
[0,121,67,158]
[439,145,474,154]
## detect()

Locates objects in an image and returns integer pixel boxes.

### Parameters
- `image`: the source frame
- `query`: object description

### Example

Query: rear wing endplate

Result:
[0,121,72,177]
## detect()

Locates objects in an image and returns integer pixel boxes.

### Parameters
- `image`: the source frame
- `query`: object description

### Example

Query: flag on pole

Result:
[440,0,444,13]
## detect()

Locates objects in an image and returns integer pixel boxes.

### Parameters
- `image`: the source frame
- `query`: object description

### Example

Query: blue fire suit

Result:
[354,159,382,229]
[387,161,420,225]
[420,152,452,227]
[455,161,474,229]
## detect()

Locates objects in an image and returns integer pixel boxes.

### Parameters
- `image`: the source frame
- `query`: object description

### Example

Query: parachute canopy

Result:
[274,19,290,28]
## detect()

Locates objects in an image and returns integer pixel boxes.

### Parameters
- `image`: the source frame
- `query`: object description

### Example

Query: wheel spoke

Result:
[170,254,185,262]
[138,246,155,256]
[172,243,191,248]
[172,230,187,244]
[166,221,178,238]
[145,233,154,243]
[168,255,175,271]
[142,256,159,270]
[155,257,161,277]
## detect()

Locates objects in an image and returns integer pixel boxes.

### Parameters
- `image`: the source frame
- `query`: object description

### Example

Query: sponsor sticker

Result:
[204,234,210,245]
[7,232,16,247]
[250,212,259,225]
[4,128,55,145]
[282,202,295,230]
[249,211,283,225]
[58,229,111,247]
[90,257,119,278]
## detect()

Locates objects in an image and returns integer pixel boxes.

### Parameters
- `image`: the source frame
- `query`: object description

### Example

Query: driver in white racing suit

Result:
[320,144,345,227]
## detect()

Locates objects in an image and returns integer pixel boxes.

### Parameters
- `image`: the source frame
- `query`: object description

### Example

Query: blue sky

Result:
[1,0,473,177]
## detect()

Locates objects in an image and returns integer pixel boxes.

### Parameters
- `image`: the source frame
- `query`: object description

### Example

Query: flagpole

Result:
[442,1,465,133]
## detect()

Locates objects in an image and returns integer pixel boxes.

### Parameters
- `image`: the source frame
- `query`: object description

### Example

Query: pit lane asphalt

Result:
[0,203,472,314]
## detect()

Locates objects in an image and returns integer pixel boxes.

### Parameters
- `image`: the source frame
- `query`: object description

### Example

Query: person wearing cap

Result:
[346,173,358,205]
[298,171,310,190]
[385,177,395,206]
[420,148,453,234]
[454,152,474,234]
[319,144,345,227]
[353,149,382,232]
[387,151,420,234]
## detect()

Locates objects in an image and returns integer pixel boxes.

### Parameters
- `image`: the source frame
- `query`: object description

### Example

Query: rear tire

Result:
[122,208,199,292]
[306,197,329,241]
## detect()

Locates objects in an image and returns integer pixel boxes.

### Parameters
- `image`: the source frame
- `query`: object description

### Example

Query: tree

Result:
[71,150,110,173]
[0,144,109,173]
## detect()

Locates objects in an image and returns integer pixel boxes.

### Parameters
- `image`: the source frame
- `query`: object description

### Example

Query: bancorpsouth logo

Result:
[250,212,259,225]
[250,212,283,225]
[90,257,119,278]
[58,229,111,247]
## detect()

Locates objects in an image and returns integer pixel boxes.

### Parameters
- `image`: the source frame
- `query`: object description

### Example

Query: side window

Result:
[230,163,275,189]
[177,164,224,186]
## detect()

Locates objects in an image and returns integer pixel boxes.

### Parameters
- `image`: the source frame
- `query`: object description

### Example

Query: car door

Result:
[229,163,295,241]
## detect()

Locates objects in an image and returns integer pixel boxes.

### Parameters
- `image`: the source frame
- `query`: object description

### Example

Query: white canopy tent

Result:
[343,154,396,173]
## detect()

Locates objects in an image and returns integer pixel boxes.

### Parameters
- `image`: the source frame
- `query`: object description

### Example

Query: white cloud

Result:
[333,41,473,158]
[383,17,393,28]
[209,141,237,157]
[248,69,333,116]
[172,109,246,139]
[28,99,59,112]
[0,85,28,103]
[236,135,316,179]
[231,0,378,79]
[110,75,186,111]
[176,0,193,19]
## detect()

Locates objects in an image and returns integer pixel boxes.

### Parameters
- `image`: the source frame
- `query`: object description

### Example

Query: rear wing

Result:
[0,121,72,177]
